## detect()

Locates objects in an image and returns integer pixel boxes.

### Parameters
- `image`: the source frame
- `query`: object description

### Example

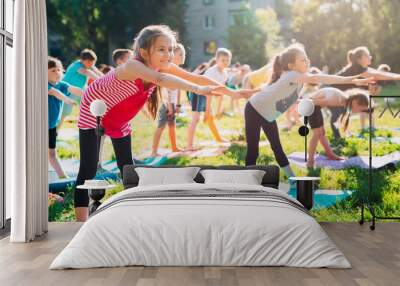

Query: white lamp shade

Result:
[90,99,107,117]
[297,99,315,117]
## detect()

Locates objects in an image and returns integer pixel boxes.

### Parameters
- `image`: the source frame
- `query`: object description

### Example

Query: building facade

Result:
[185,0,275,67]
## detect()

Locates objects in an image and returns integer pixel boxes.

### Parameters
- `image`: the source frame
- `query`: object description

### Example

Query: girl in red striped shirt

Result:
[75,25,255,221]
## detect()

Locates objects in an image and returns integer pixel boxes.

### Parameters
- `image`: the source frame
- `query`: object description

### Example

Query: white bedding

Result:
[50,183,351,269]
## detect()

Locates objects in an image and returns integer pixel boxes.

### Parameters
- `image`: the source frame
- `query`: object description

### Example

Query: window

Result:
[203,15,215,30]
[203,0,214,5]
[1,0,14,232]
[229,9,248,26]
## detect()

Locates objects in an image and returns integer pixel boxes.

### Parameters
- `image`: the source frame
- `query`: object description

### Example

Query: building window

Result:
[1,0,14,231]
[203,15,216,30]
[229,9,248,26]
[203,0,214,5]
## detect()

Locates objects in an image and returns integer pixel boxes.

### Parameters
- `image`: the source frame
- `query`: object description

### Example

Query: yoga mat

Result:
[48,156,168,193]
[288,151,400,169]
[48,159,119,193]
[373,137,400,144]
[185,147,227,158]
[288,189,353,209]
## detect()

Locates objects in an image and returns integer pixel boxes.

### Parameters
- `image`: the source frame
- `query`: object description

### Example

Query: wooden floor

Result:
[0,222,399,286]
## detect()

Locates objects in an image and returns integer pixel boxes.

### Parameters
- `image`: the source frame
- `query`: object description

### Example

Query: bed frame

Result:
[122,164,280,189]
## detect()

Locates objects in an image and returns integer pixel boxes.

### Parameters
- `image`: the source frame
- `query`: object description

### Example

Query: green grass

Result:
[54,93,400,222]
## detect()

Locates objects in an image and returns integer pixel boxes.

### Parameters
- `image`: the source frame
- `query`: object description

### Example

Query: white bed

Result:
[50,183,351,269]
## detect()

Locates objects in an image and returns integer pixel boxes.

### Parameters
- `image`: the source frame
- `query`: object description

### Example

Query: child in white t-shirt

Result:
[151,44,185,157]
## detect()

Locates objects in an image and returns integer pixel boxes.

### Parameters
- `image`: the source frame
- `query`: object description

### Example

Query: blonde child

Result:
[208,48,232,119]
[151,44,186,156]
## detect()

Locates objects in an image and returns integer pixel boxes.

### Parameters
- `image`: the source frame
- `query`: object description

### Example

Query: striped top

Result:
[78,70,156,138]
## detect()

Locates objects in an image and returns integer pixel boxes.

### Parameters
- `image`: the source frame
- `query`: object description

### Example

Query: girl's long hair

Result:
[132,25,177,119]
[269,43,305,85]
[340,89,370,132]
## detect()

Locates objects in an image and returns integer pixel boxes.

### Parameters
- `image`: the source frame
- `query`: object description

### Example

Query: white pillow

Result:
[200,169,266,185]
[135,167,200,186]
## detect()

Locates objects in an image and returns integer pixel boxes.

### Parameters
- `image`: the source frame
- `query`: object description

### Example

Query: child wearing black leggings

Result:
[244,44,372,179]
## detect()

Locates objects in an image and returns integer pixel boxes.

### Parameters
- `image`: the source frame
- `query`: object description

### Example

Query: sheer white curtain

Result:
[8,0,48,242]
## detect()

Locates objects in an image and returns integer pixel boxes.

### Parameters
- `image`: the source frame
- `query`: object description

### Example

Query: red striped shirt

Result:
[78,70,156,138]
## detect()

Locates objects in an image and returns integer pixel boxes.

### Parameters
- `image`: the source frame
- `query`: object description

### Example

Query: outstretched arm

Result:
[48,88,76,105]
[78,68,102,81]
[118,60,221,96]
[294,73,361,85]
[365,67,400,81]
[68,86,84,97]
[163,63,258,98]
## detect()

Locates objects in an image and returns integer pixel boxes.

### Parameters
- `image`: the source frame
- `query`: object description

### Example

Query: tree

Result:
[227,7,283,69]
[47,0,187,66]
[290,0,400,72]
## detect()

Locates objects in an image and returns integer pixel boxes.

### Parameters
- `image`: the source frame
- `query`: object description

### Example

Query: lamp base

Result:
[88,188,105,215]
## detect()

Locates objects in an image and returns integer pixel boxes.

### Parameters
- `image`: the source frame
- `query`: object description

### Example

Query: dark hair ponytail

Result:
[339,109,351,133]
[340,89,370,132]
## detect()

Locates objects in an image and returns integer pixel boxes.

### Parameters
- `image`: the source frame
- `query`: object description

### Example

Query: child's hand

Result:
[196,86,221,96]
[353,77,375,86]
[237,88,260,99]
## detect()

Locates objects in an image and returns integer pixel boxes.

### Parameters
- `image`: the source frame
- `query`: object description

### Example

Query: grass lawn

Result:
[52,84,400,222]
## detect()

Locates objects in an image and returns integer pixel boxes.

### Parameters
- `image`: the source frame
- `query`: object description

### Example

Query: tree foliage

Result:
[227,7,283,69]
[47,0,187,65]
[291,0,400,72]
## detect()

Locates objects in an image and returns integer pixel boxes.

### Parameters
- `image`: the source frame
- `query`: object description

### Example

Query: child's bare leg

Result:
[168,123,182,152]
[319,128,343,160]
[216,95,224,117]
[205,114,227,143]
[75,207,88,222]
[151,126,165,157]
[48,148,68,178]
[307,128,321,168]
[186,112,200,150]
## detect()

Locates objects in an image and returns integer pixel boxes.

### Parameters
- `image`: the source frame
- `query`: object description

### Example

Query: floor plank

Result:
[0,222,398,286]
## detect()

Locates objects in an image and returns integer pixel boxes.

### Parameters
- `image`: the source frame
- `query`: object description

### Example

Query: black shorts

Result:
[49,127,57,149]
[309,106,324,129]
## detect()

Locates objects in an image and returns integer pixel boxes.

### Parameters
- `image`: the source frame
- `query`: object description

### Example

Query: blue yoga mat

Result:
[288,189,353,209]
[49,156,169,192]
